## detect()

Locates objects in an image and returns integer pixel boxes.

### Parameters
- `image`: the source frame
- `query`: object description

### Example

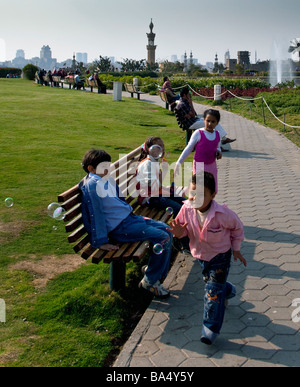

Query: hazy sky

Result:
[1,0,299,65]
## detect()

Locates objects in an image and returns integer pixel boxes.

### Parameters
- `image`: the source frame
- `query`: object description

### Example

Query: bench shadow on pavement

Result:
[152,225,300,366]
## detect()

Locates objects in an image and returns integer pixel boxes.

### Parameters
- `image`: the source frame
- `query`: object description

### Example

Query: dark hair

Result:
[192,171,216,195]
[82,149,111,173]
[139,136,164,161]
[180,86,190,97]
[163,76,168,82]
[203,109,221,123]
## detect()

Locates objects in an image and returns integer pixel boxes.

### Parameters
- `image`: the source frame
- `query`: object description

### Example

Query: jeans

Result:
[110,213,173,284]
[148,196,190,251]
[148,195,185,217]
[198,249,236,342]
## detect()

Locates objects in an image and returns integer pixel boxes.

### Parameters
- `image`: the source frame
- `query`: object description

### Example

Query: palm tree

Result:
[288,38,300,62]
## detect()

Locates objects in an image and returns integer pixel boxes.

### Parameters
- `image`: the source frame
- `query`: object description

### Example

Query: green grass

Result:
[0,79,185,367]
[194,87,300,147]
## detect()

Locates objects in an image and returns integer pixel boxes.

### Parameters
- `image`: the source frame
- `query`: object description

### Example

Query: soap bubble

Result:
[153,243,163,255]
[47,202,66,220]
[149,144,163,159]
[4,197,14,207]
[166,207,173,216]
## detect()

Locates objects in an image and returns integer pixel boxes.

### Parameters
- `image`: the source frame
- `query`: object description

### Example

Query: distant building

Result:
[76,52,88,64]
[237,51,250,69]
[39,45,56,70]
[226,58,237,72]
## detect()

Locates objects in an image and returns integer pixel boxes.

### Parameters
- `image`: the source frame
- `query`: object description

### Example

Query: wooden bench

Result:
[159,90,177,111]
[52,75,63,88]
[174,108,194,145]
[124,83,144,100]
[57,147,174,291]
[85,78,106,94]
[63,77,76,89]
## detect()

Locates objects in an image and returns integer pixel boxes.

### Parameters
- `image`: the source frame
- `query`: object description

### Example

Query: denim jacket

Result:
[80,173,132,248]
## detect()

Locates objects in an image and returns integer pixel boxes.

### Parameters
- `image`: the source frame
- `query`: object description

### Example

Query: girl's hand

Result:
[169,218,188,238]
[233,250,247,267]
[216,151,222,160]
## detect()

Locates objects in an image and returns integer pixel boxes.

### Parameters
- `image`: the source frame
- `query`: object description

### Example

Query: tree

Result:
[93,56,113,72]
[23,64,39,80]
[118,58,146,72]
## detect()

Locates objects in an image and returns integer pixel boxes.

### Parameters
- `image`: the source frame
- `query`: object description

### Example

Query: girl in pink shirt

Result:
[175,109,222,193]
[169,172,246,345]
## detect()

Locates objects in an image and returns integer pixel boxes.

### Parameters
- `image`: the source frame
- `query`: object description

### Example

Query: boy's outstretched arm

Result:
[169,218,188,238]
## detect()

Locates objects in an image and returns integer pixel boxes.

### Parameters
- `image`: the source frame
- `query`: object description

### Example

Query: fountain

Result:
[269,40,293,87]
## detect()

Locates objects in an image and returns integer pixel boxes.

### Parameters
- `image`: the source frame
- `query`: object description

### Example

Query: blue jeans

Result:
[110,213,173,284]
[198,249,236,342]
[148,195,185,217]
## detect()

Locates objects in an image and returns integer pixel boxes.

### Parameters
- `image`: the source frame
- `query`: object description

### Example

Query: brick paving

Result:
[112,93,300,367]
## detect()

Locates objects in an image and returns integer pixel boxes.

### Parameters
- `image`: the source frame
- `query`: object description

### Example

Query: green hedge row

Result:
[0,67,22,78]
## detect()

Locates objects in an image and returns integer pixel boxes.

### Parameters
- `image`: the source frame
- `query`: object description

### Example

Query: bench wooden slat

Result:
[65,214,83,233]
[81,244,97,260]
[58,185,81,203]
[68,225,86,243]
[73,234,90,253]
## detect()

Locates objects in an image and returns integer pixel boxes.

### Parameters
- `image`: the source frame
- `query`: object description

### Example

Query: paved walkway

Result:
[111,91,300,367]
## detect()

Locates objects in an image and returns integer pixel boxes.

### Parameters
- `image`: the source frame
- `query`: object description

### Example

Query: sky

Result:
[1,0,299,65]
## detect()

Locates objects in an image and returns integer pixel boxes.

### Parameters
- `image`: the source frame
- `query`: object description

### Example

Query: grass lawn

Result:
[0,79,186,367]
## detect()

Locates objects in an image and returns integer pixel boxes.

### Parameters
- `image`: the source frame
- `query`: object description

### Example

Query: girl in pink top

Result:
[169,172,246,345]
[175,109,222,193]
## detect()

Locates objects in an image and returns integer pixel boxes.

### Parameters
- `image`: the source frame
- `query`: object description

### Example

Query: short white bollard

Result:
[113,81,122,101]
[214,84,221,101]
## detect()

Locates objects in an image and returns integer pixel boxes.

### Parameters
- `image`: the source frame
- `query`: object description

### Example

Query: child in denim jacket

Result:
[80,148,173,298]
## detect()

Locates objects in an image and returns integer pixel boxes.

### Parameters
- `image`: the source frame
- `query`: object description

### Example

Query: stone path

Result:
[112,91,300,367]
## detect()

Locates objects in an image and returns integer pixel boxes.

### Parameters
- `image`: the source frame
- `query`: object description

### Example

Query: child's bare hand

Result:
[100,243,119,251]
[233,251,247,267]
[216,151,222,160]
[169,218,188,238]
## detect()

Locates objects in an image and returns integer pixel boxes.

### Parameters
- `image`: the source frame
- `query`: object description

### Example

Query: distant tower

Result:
[189,51,193,67]
[72,53,76,70]
[224,49,230,64]
[146,19,157,65]
[183,51,188,72]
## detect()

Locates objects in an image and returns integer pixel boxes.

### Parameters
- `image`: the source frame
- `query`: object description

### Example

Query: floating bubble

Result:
[153,243,163,255]
[52,225,58,231]
[47,202,66,220]
[149,144,163,159]
[166,207,173,216]
[4,197,14,207]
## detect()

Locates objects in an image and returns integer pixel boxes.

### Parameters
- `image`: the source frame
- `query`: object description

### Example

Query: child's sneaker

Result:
[138,278,170,299]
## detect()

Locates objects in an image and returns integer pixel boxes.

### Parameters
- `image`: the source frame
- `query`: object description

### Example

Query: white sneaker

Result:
[138,278,170,299]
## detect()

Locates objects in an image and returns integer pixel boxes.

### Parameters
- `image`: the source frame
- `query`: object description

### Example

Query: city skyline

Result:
[1,0,299,66]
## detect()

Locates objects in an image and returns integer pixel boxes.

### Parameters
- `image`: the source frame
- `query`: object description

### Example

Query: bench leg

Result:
[110,260,126,291]
[166,102,169,109]
[137,93,140,100]
[186,129,193,145]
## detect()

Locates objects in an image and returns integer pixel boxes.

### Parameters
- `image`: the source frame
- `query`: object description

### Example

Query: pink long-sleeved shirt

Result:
[176,200,244,261]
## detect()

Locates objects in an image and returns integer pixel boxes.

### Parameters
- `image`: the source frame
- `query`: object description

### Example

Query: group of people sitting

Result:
[36,68,106,93]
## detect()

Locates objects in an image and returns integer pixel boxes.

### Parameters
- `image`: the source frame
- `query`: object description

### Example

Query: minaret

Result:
[183,51,188,72]
[189,51,193,67]
[146,19,156,65]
